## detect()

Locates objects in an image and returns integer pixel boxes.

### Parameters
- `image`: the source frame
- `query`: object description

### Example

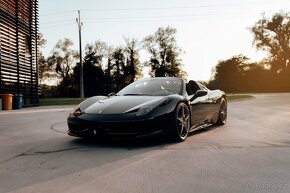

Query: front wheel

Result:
[216,98,227,125]
[171,103,191,142]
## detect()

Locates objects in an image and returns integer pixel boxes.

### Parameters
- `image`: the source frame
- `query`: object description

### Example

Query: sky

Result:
[39,0,290,81]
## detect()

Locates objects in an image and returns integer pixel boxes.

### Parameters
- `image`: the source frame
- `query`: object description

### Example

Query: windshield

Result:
[117,78,183,96]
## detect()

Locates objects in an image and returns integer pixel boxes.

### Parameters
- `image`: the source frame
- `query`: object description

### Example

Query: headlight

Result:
[69,105,83,117]
[136,107,153,116]
[136,98,169,116]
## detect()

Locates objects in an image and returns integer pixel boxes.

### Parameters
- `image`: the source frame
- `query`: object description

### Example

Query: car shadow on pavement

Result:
[69,124,222,150]
[69,136,170,150]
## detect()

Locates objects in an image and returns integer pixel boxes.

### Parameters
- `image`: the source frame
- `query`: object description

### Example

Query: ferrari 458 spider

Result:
[67,77,227,142]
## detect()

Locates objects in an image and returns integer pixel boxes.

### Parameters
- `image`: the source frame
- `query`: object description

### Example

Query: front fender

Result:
[79,96,107,112]
[149,95,186,118]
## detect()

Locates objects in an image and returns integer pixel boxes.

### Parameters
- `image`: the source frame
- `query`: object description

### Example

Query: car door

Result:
[197,83,219,124]
[206,89,224,122]
[186,80,209,126]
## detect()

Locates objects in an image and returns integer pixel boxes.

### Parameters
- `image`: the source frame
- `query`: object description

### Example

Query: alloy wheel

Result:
[176,103,190,140]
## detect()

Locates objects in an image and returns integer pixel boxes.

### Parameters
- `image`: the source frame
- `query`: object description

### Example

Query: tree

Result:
[207,54,276,92]
[108,40,142,92]
[251,12,290,74]
[208,55,254,92]
[72,41,109,96]
[37,33,51,84]
[103,45,114,92]
[123,37,142,83]
[143,26,186,78]
[104,46,114,76]
[85,40,108,67]
[47,38,78,96]
[111,47,126,91]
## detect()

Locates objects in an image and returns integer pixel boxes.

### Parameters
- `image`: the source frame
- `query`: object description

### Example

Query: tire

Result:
[171,103,191,142]
[216,98,227,125]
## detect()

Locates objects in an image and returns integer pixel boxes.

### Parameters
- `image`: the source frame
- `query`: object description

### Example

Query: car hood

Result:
[83,96,165,114]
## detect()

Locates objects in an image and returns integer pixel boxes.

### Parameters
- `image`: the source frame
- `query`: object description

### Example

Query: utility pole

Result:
[76,10,84,98]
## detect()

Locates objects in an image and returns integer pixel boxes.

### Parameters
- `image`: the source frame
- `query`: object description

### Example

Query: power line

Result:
[38,12,265,28]
[79,1,280,11]
[40,23,75,28]
[40,10,76,17]
[82,15,258,24]
[41,19,75,25]
[39,0,280,17]
[40,10,263,27]
[82,11,258,21]
[39,14,258,29]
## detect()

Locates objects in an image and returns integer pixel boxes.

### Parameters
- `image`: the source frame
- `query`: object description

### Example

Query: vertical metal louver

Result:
[0,0,39,107]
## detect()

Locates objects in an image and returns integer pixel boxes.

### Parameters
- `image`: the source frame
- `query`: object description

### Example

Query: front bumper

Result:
[67,113,172,139]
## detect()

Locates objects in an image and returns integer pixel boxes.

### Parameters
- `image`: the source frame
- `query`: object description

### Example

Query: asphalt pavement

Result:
[0,93,290,193]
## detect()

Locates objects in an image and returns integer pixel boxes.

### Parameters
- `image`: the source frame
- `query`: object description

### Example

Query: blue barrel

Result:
[13,94,23,109]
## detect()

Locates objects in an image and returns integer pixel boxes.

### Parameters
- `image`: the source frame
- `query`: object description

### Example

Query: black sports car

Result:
[67,77,227,142]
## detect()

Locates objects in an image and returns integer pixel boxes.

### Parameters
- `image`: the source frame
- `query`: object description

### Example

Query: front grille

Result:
[88,120,155,135]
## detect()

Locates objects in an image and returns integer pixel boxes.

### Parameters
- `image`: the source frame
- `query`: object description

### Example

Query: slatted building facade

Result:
[0,0,39,107]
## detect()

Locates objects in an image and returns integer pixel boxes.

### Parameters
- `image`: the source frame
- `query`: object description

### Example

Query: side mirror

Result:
[108,92,116,97]
[190,90,208,102]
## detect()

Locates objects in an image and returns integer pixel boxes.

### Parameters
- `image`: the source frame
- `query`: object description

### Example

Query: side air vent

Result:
[124,108,140,114]
[158,99,170,107]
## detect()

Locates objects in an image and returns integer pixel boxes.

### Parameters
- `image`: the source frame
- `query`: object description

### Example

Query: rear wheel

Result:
[171,103,190,142]
[216,98,227,125]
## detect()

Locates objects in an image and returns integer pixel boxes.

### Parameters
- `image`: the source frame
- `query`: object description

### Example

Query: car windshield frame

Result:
[117,78,183,96]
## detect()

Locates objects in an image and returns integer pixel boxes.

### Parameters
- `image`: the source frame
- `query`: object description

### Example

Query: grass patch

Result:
[227,94,254,101]
[39,98,86,106]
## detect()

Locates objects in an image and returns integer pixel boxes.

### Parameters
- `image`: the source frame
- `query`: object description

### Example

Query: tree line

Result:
[208,12,290,92]
[39,11,290,97]
[39,26,186,97]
